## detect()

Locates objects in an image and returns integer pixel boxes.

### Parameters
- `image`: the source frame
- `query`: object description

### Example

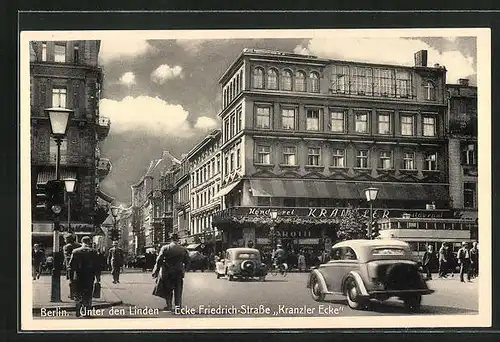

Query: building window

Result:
[236,149,241,168]
[356,150,369,168]
[401,115,415,136]
[402,152,415,170]
[230,115,236,136]
[307,147,321,166]
[396,70,411,97]
[282,70,292,90]
[41,42,47,61]
[257,145,271,164]
[281,108,295,130]
[257,197,271,207]
[306,109,320,131]
[256,107,271,129]
[355,111,369,133]
[224,119,230,141]
[207,164,211,178]
[329,110,344,132]
[331,149,345,168]
[309,72,320,92]
[52,87,67,108]
[464,183,476,208]
[230,153,235,171]
[253,67,264,89]
[224,156,229,175]
[73,45,80,63]
[374,69,395,96]
[237,108,242,132]
[295,71,306,92]
[425,81,436,101]
[54,43,66,63]
[282,146,296,165]
[379,151,393,169]
[351,67,372,95]
[267,69,278,90]
[377,112,391,135]
[462,143,477,165]
[424,152,438,171]
[332,65,350,93]
[423,116,436,137]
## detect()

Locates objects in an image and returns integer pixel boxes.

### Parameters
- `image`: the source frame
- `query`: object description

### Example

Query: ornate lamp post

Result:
[46,107,72,302]
[63,178,77,234]
[364,187,379,239]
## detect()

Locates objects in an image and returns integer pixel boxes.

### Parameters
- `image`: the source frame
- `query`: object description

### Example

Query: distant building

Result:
[30,40,112,253]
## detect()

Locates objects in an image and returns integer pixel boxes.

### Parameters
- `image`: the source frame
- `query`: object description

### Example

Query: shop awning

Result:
[213,181,241,198]
[37,169,77,184]
[248,179,449,202]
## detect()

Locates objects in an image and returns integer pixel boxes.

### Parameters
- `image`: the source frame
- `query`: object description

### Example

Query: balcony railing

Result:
[96,116,111,140]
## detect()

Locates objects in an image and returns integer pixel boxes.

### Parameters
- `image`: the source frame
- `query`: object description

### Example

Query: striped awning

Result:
[248,179,449,202]
[37,169,77,184]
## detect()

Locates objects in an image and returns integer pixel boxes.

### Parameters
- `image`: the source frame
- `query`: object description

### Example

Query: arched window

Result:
[295,71,306,92]
[309,72,320,92]
[267,68,278,89]
[282,69,292,90]
[253,67,264,89]
[425,81,435,101]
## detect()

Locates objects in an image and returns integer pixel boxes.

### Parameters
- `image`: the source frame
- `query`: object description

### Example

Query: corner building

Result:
[212,48,452,254]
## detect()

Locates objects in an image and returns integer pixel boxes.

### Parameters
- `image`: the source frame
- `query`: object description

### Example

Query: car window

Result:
[341,247,358,260]
[371,248,407,256]
[331,248,342,260]
[236,253,259,259]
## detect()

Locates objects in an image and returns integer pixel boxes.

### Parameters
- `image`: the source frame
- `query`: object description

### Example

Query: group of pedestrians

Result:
[421,241,479,283]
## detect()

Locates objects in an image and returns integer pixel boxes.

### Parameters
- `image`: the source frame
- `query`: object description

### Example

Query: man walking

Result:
[32,244,45,280]
[108,241,124,284]
[469,241,479,278]
[63,234,81,299]
[438,242,448,278]
[457,241,471,283]
[152,233,190,312]
[69,236,101,317]
[422,244,436,280]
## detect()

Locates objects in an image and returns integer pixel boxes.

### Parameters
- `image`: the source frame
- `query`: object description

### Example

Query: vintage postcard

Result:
[20,28,491,331]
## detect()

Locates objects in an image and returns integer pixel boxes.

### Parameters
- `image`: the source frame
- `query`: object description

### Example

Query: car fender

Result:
[342,270,369,297]
[307,269,328,293]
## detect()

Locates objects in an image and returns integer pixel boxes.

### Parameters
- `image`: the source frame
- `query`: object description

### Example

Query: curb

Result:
[32,300,123,314]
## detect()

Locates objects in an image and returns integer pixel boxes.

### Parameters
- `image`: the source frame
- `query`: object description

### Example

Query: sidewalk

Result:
[32,275,122,314]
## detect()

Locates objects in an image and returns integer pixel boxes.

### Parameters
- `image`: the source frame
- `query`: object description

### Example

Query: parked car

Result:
[306,239,434,312]
[215,248,267,281]
[187,251,209,272]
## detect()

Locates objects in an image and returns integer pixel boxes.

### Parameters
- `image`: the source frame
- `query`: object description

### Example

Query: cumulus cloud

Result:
[119,72,136,86]
[99,96,194,138]
[151,64,183,84]
[194,116,218,130]
[99,39,155,63]
[294,37,475,84]
[176,39,205,54]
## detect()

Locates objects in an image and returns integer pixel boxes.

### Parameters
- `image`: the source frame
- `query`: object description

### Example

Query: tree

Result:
[336,204,368,241]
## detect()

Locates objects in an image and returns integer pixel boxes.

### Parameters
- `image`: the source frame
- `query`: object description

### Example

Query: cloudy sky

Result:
[96,32,477,204]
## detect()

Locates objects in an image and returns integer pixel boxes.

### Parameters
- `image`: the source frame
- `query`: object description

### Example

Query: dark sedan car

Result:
[187,251,209,272]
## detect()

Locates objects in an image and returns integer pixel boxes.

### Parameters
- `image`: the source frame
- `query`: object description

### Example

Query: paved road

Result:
[34,269,478,319]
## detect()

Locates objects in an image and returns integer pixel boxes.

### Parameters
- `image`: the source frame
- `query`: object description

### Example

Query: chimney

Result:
[414,50,428,67]
[458,78,470,86]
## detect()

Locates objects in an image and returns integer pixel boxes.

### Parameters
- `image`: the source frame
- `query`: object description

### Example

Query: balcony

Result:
[448,116,477,137]
[97,158,112,179]
[96,116,111,140]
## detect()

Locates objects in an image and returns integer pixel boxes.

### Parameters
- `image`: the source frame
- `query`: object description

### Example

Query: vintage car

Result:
[187,251,209,272]
[307,239,434,312]
[215,248,267,281]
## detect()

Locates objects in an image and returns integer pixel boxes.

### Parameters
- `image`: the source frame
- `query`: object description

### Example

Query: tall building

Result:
[172,156,191,243]
[185,129,223,251]
[446,78,478,239]
[30,40,112,253]
[211,48,454,254]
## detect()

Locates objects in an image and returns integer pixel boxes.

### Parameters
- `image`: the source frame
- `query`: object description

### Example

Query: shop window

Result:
[329,110,345,132]
[256,145,271,164]
[378,112,391,135]
[401,115,415,136]
[256,107,271,129]
[356,149,369,168]
[402,152,415,170]
[281,69,292,90]
[267,68,278,90]
[257,197,271,206]
[423,116,436,136]
[282,146,296,165]
[281,108,295,130]
[331,149,345,168]
[306,109,320,130]
[307,147,321,166]
[464,182,476,208]
[295,71,306,92]
[424,152,438,171]
[253,67,264,89]
[355,111,369,133]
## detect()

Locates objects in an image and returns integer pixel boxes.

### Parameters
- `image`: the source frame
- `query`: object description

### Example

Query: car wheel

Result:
[403,295,422,312]
[345,277,363,310]
[310,274,326,302]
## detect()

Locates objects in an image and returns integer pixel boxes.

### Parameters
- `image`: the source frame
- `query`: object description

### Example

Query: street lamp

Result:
[63,178,77,234]
[269,209,278,248]
[46,107,72,303]
[364,187,379,239]
[110,205,120,242]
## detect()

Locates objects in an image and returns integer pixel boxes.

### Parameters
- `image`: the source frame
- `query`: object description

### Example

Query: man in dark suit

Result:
[69,236,101,317]
[152,233,190,312]
[62,234,81,299]
[457,241,471,283]
[438,242,448,278]
[422,244,436,280]
[107,241,124,284]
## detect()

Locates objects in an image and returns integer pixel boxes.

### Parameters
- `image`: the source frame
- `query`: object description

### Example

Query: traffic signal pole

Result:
[51,137,63,302]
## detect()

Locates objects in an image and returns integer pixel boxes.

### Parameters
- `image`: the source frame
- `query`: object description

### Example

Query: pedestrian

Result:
[45,255,54,274]
[469,241,479,278]
[69,236,101,318]
[63,234,81,299]
[422,244,436,280]
[297,251,306,272]
[438,242,448,278]
[107,241,124,284]
[446,244,457,277]
[32,244,45,280]
[457,241,472,283]
[152,233,190,312]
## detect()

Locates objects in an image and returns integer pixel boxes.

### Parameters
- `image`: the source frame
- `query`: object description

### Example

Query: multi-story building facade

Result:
[185,129,223,250]
[212,48,456,255]
[172,157,191,244]
[446,78,478,239]
[30,40,112,253]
